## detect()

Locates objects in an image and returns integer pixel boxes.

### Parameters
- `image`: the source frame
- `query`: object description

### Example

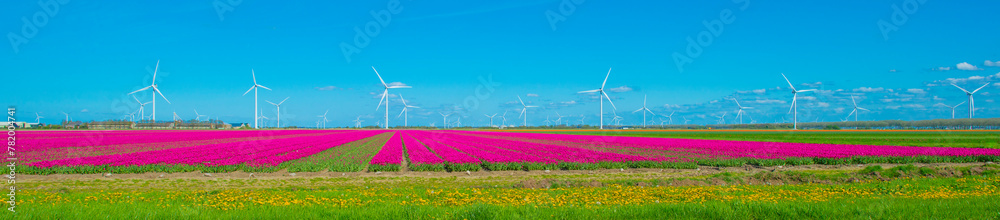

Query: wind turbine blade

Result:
[846,109,856,118]
[128,86,152,95]
[143,101,153,105]
[604,92,616,109]
[252,69,257,85]
[525,105,538,108]
[517,96,525,106]
[398,109,406,118]
[399,94,407,106]
[387,86,411,89]
[278,97,289,105]
[372,66,388,87]
[633,108,643,113]
[152,60,160,82]
[578,89,600,93]
[798,89,816,92]
[972,82,990,94]
[851,96,857,107]
[132,95,141,103]
[519,109,525,118]
[153,87,170,104]
[858,107,870,111]
[410,106,420,108]
[257,85,272,91]
[376,90,386,111]
[601,68,612,89]
[265,100,277,105]
[781,73,796,91]
[646,109,656,115]
[242,86,255,96]
[956,101,967,108]
[951,83,971,94]
[787,97,796,114]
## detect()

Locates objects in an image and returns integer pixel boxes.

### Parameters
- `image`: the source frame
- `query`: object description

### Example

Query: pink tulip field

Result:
[17,129,1000,174]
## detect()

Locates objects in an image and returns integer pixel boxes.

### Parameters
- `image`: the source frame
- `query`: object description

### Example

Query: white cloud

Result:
[80,109,89,112]
[817,102,830,107]
[853,87,885,92]
[752,89,766,94]
[957,62,982,71]
[799,96,817,101]
[607,86,633,93]
[935,67,951,71]
[986,60,998,67]
[994,82,1000,87]
[886,106,901,110]
[889,69,897,72]
[526,93,539,97]
[906,88,925,94]
[800,82,823,88]
[386,82,409,87]
[904,104,925,109]
[752,99,786,104]
[315,86,338,91]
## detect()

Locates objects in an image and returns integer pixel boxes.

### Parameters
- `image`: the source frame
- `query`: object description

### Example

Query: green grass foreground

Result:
[7,166,1000,219]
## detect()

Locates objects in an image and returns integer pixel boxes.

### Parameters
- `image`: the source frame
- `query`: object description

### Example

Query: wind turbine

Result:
[844,96,869,121]
[353,116,364,128]
[61,112,69,122]
[951,82,990,118]
[484,113,498,127]
[632,95,656,127]
[682,117,691,124]
[373,66,411,129]
[172,111,181,121]
[781,73,815,130]
[265,97,289,128]
[716,112,727,124]
[439,112,452,129]
[554,111,565,126]
[664,111,675,125]
[396,94,418,127]
[258,109,270,128]
[577,68,616,129]
[128,60,170,121]
[517,96,538,127]
[34,113,43,124]
[317,110,329,129]
[242,69,271,129]
[500,110,508,127]
[544,116,552,126]
[732,98,752,124]
[935,101,966,119]
[131,95,152,121]
[194,109,207,121]
[578,114,586,126]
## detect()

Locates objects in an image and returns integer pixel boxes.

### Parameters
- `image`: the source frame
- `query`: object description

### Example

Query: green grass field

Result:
[526,130,1000,148]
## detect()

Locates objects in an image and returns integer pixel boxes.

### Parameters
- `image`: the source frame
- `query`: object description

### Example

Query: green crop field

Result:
[524,130,1000,149]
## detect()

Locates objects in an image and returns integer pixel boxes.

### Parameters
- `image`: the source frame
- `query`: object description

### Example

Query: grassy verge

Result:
[10,173,1000,219]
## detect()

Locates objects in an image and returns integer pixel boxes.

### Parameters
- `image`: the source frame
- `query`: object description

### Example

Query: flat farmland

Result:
[11,129,1000,219]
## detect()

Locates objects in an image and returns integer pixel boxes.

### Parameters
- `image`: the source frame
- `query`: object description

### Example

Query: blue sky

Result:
[3,1,999,127]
